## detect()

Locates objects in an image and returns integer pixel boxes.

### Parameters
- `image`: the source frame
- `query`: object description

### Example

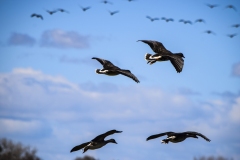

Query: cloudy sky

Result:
[0,0,240,160]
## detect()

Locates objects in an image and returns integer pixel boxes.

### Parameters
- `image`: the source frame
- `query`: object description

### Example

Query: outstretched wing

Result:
[92,57,119,70]
[169,56,184,73]
[146,132,174,141]
[117,69,140,83]
[137,40,171,54]
[70,142,91,152]
[184,131,211,142]
[92,130,122,142]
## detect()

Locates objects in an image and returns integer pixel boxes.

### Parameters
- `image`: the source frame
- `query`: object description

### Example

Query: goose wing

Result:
[184,131,211,142]
[116,69,140,83]
[92,57,119,70]
[146,132,174,141]
[137,40,171,54]
[70,141,91,152]
[92,130,122,142]
[169,56,184,73]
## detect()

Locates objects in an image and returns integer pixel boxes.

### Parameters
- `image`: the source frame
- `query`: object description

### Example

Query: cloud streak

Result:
[232,62,240,77]
[40,29,90,49]
[8,33,36,47]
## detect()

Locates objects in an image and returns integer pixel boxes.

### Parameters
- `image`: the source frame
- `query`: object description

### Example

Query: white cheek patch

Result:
[150,55,162,59]
[168,136,176,139]
[99,70,108,73]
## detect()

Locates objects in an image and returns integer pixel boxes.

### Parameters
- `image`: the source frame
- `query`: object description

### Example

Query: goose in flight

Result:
[137,40,185,73]
[46,10,57,15]
[204,30,215,35]
[227,33,237,38]
[80,6,91,12]
[161,17,174,22]
[146,131,211,144]
[179,19,192,24]
[101,0,113,4]
[206,4,219,9]
[195,19,205,23]
[232,24,240,28]
[57,8,69,13]
[225,5,237,11]
[146,16,159,22]
[31,14,43,20]
[92,57,140,83]
[71,130,122,153]
[108,10,119,16]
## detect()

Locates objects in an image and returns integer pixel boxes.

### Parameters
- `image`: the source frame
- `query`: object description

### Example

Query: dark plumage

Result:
[137,40,185,73]
[31,14,43,20]
[46,10,57,15]
[179,19,192,24]
[204,30,215,35]
[146,131,211,144]
[70,130,122,153]
[101,0,113,4]
[161,17,174,22]
[146,16,159,22]
[92,57,140,83]
[195,19,205,23]
[227,33,237,38]
[232,24,240,28]
[206,4,219,9]
[80,6,91,11]
[226,5,237,11]
[57,8,69,13]
[108,10,119,16]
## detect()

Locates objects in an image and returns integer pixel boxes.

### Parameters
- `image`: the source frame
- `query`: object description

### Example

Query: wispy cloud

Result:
[40,29,90,49]
[232,62,240,77]
[0,68,239,160]
[8,32,36,47]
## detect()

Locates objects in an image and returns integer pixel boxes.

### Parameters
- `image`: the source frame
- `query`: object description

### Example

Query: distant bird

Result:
[204,30,215,35]
[227,33,237,38]
[179,19,192,24]
[108,10,119,16]
[31,13,43,20]
[70,130,122,153]
[79,6,91,12]
[146,16,159,22]
[126,0,136,2]
[137,40,185,73]
[232,24,240,28]
[46,10,57,15]
[195,19,205,23]
[146,131,211,144]
[206,4,219,9]
[225,5,237,11]
[92,57,140,83]
[161,17,174,22]
[101,0,113,4]
[57,8,69,13]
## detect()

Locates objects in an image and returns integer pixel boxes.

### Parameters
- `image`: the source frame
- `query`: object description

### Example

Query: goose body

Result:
[147,131,211,144]
[92,57,140,83]
[137,40,185,73]
[31,13,43,20]
[70,130,122,153]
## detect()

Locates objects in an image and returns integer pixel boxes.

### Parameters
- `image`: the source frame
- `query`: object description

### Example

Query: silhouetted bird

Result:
[146,131,211,144]
[126,0,136,2]
[204,30,215,35]
[232,24,240,28]
[227,33,237,38]
[137,40,185,73]
[46,10,57,15]
[179,19,192,24]
[57,8,69,13]
[80,6,91,11]
[195,19,205,23]
[92,57,140,83]
[70,130,122,153]
[101,0,113,4]
[161,17,174,22]
[108,10,119,16]
[206,4,219,9]
[31,14,43,20]
[226,5,237,11]
[146,16,159,22]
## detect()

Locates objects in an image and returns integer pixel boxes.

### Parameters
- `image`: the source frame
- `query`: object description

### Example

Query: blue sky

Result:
[0,0,240,160]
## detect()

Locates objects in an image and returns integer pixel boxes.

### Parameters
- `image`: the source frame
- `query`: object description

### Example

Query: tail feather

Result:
[145,53,152,61]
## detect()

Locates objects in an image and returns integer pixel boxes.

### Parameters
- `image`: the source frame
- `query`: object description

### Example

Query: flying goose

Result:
[57,8,69,13]
[146,131,211,144]
[225,5,237,11]
[179,19,192,24]
[101,0,113,4]
[227,33,237,38]
[204,30,215,35]
[206,4,219,9]
[146,16,159,22]
[137,40,185,73]
[161,17,174,22]
[195,19,205,23]
[79,6,91,12]
[70,130,122,153]
[92,57,140,83]
[46,10,57,15]
[108,10,119,16]
[231,24,240,28]
[31,14,43,20]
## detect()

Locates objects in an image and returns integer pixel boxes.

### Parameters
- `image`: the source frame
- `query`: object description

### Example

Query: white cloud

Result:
[8,32,36,47]
[0,68,239,160]
[40,29,90,49]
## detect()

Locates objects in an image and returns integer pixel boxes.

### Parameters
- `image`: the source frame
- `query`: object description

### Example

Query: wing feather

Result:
[146,132,174,141]
[70,142,90,152]
[117,69,140,83]
[184,131,211,142]
[92,130,122,142]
